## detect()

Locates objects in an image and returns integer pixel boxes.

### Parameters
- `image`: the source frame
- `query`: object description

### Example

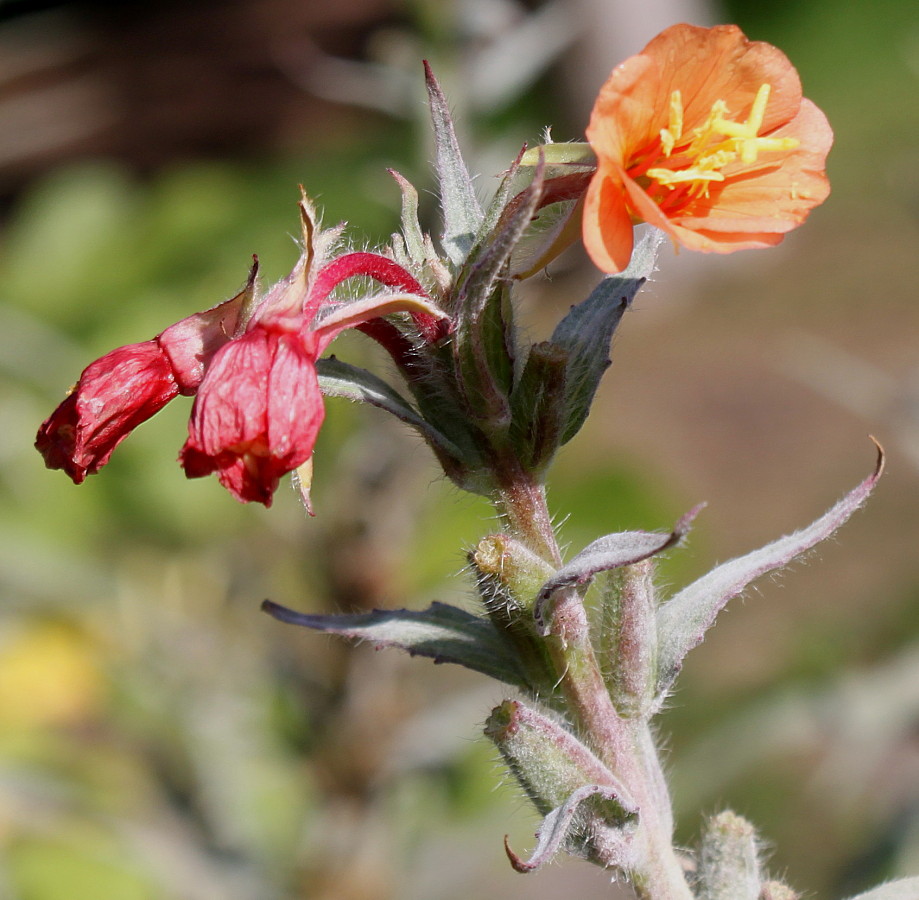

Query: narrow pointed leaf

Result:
[456,153,545,320]
[656,444,885,699]
[550,229,663,443]
[843,878,919,900]
[479,145,526,237]
[262,600,527,687]
[315,356,465,464]
[504,783,638,873]
[535,505,702,631]
[424,61,483,265]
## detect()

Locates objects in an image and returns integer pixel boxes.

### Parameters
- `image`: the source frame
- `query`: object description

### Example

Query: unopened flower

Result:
[582,23,833,273]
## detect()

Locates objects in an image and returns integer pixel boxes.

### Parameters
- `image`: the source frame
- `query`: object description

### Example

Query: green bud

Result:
[471,535,558,697]
[597,560,658,718]
[485,698,635,827]
[698,811,761,900]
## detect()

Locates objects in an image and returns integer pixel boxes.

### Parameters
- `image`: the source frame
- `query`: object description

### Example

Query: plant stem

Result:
[495,476,694,899]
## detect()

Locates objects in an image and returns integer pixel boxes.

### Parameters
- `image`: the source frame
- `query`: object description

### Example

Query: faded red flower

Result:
[35,275,252,483]
[37,194,446,507]
[179,326,325,505]
[582,23,833,273]
[178,205,446,507]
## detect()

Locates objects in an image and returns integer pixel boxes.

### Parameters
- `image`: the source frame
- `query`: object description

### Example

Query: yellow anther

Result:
[695,149,737,171]
[749,83,770,133]
[642,82,799,200]
[647,167,725,186]
[660,90,684,157]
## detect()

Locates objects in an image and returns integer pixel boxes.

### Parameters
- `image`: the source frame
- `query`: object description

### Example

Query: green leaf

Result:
[534,506,702,633]
[504,783,637,873]
[262,600,527,688]
[315,356,465,464]
[509,340,569,474]
[550,229,662,444]
[655,444,885,703]
[424,61,483,266]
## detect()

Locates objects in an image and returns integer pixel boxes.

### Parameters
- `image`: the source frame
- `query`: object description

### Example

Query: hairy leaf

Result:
[424,61,483,265]
[504,783,637,873]
[550,228,663,444]
[262,599,527,687]
[655,443,885,701]
[315,356,464,463]
[535,505,702,631]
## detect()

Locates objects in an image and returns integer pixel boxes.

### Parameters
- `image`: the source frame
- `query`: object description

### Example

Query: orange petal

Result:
[586,54,662,167]
[673,100,832,236]
[640,24,802,134]
[582,166,636,273]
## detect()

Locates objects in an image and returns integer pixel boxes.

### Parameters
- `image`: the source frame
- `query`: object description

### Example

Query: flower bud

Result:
[698,810,761,900]
[471,535,557,696]
[597,560,658,718]
[485,699,637,866]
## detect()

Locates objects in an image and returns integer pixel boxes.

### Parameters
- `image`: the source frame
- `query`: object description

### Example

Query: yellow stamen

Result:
[645,83,800,197]
[646,168,725,186]
[660,90,684,157]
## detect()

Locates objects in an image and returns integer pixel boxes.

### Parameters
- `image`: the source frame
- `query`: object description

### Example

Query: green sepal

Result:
[520,142,596,167]
[424,61,483,266]
[387,168,428,270]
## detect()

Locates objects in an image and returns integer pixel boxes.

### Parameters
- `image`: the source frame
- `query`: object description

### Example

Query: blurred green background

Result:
[3,0,919,897]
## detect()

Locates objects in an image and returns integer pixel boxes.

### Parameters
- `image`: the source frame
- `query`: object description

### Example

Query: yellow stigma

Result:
[646,84,800,196]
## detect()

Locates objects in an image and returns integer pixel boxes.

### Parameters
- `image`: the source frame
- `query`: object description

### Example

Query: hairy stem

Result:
[495,476,694,899]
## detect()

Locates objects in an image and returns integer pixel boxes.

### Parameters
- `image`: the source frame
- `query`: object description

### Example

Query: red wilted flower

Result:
[37,193,446,507]
[582,23,833,273]
[179,326,326,505]
[178,202,446,507]
[35,273,253,483]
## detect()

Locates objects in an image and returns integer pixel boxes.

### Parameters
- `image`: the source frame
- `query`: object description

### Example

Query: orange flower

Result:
[583,23,833,273]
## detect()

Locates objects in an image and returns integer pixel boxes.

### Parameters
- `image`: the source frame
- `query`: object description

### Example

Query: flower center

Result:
[631,84,799,207]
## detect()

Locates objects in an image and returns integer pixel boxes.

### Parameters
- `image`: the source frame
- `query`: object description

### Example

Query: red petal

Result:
[35,341,179,483]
